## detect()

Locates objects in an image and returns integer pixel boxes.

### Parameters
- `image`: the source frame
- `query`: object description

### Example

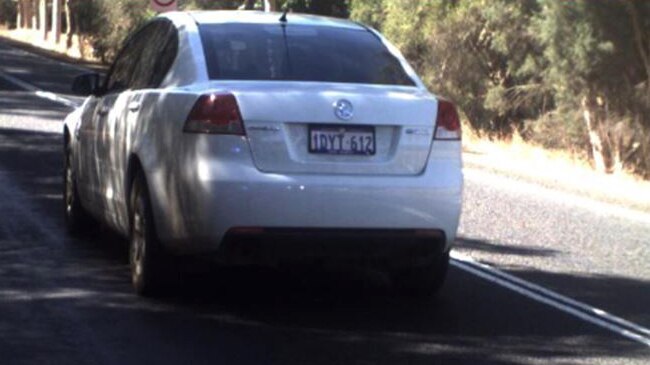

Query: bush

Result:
[85,1,154,62]
[523,110,589,153]
[0,0,16,28]
[181,0,242,10]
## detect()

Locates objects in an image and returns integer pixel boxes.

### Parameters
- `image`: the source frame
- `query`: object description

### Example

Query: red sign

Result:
[151,0,177,12]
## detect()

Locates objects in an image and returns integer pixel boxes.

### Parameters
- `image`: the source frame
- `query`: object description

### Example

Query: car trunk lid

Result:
[192,81,437,176]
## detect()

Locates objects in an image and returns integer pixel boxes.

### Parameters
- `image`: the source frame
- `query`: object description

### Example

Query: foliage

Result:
[349,0,385,29]
[534,0,650,175]
[0,0,16,27]
[181,0,242,10]
[283,0,349,18]
[69,0,154,62]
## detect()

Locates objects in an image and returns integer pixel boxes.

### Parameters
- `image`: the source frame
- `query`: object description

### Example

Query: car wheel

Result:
[63,142,92,235]
[392,251,450,298]
[129,172,164,296]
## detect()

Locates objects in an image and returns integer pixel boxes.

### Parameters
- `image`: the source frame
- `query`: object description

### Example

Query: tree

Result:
[13,0,35,29]
[535,0,650,174]
[284,0,348,17]
[349,0,385,29]
[0,0,17,27]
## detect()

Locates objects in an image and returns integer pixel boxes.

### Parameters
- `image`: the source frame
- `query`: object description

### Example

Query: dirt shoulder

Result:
[0,32,106,73]
[463,138,650,214]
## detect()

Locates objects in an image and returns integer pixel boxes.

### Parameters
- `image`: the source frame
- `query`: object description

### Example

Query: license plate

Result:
[309,125,376,155]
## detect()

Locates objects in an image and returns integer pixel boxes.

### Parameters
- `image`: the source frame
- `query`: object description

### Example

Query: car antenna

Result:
[279,6,289,23]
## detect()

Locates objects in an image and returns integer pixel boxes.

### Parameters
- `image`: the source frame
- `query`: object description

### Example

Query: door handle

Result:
[128,102,141,112]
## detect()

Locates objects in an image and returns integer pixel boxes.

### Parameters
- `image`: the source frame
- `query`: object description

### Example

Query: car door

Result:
[83,27,148,222]
[102,19,180,233]
[76,95,102,207]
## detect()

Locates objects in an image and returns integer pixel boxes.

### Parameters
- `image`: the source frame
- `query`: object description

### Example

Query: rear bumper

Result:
[216,228,446,268]
[150,136,463,256]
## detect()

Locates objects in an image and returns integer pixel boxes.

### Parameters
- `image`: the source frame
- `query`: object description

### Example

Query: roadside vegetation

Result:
[1,0,649,179]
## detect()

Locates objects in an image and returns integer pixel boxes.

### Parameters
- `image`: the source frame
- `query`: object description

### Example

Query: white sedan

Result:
[63,11,463,297]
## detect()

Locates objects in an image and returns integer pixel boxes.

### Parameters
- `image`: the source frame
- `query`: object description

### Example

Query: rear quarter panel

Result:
[128,91,200,244]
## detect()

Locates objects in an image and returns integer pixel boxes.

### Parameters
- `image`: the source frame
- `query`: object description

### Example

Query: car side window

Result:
[150,22,179,88]
[130,20,179,90]
[104,42,135,93]
[104,23,155,94]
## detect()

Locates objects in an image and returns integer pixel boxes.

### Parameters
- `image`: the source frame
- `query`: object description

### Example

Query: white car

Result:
[63,11,463,297]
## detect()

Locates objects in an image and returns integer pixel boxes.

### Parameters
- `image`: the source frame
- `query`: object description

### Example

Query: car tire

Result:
[129,172,165,296]
[64,142,93,236]
[392,251,450,298]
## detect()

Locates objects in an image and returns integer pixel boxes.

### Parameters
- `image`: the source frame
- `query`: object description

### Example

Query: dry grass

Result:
[462,121,650,213]
[0,28,97,61]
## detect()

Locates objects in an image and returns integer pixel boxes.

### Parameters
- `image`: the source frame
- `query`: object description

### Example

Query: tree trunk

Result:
[15,1,21,29]
[264,0,278,11]
[64,0,71,35]
[31,0,38,31]
[52,0,61,43]
[65,0,74,48]
[610,121,624,174]
[582,95,608,173]
[15,0,21,29]
[243,0,256,10]
[22,0,34,29]
[581,94,623,173]
[625,0,650,102]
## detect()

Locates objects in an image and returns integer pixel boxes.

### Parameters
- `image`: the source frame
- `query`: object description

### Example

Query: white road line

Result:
[450,252,650,347]
[0,68,79,108]
[0,68,39,91]
[453,252,650,337]
[35,90,80,108]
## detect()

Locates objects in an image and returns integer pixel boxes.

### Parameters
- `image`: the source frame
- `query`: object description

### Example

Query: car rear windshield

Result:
[198,23,416,86]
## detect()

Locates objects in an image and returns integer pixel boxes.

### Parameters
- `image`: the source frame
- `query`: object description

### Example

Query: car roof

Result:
[163,10,365,31]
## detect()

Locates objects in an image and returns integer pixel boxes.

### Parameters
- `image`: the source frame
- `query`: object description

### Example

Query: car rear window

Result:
[198,23,416,86]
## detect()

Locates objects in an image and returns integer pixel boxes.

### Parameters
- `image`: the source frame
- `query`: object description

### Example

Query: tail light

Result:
[434,100,461,140]
[183,93,245,135]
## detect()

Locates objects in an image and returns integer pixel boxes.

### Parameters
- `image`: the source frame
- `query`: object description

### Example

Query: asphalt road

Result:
[0,37,649,365]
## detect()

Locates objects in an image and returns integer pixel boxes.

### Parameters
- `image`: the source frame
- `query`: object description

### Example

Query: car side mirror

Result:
[72,73,101,96]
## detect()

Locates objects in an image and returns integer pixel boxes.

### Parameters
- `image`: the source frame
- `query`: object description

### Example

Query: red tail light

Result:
[183,93,245,135]
[434,100,461,140]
